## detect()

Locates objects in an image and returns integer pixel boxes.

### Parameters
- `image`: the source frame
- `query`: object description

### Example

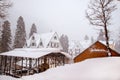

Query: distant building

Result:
[74,41,120,63]
[24,32,62,50]
[68,41,83,58]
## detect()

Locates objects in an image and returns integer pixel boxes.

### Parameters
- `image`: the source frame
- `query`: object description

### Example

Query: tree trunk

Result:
[104,24,111,56]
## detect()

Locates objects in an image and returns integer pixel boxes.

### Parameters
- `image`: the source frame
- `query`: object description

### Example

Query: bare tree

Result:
[86,0,116,56]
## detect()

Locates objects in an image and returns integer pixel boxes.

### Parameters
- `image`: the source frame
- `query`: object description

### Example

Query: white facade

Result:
[68,41,83,58]
[24,32,62,50]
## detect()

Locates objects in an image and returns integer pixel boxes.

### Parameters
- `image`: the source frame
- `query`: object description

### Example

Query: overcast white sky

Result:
[8,0,120,41]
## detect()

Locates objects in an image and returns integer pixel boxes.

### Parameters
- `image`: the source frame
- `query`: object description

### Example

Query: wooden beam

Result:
[21,57,23,77]
[9,56,12,75]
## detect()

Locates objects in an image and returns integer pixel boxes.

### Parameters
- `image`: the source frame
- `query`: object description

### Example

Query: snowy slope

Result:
[1,57,120,80]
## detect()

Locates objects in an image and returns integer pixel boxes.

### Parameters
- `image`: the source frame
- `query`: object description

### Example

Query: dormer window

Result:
[32,43,36,46]
[40,42,43,46]
[32,36,35,40]
[54,36,57,40]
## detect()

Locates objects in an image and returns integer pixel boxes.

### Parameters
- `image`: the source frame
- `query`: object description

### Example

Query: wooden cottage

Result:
[74,41,120,63]
[0,48,71,78]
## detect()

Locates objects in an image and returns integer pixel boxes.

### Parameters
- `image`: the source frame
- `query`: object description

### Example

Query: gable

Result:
[37,39,44,48]
[25,32,62,49]
[40,32,55,47]
[47,32,62,49]
[74,41,120,63]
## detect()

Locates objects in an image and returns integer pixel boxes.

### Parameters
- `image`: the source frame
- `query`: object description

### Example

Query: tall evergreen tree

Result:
[29,23,37,37]
[0,0,12,19]
[14,16,26,48]
[0,20,12,52]
[60,34,69,52]
[0,0,12,51]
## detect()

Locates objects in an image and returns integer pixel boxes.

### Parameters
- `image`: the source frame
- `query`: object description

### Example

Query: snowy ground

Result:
[1,57,120,80]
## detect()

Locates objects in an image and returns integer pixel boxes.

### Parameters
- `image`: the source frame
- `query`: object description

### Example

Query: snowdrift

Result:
[1,57,120,80]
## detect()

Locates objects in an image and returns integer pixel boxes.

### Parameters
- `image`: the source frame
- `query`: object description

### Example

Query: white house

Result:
[24,32,62,50]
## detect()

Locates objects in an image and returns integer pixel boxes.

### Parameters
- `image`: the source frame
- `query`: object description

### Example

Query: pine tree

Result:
[0,20,12,52]
[14,16,26,48]
[91,36,94,43]
[60,34,69,52]
[0,0,12,19]
[84,35,89,41]
[0,0,12,50]
[97,29,105,41]
[29,23,37,37]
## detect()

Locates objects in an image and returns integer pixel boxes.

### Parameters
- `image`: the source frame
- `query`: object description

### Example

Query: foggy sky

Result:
[8,0,120,41]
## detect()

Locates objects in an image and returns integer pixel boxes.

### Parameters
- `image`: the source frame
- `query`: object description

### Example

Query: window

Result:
[40,42,43,46]
[32,43,36,46]
[56,43,59,48]
[32,36,35,40]
[54,36,57,40]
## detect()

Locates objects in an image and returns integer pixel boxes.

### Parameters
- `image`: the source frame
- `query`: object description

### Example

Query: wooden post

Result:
[4,56,7,75]
[0,56,1,73]
[29,58,31,75]
[14,57,17,74]
[6,56,8,75]
[25,57,27,75]
[63,56,65,65]
[20,57,23,77]
[37,58,39,73]
[9,56,12,75]
[0,56,2,74]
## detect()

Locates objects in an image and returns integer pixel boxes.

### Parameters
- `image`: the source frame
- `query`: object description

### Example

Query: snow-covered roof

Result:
[0,48,71,59]
[26,32,57,48]
[99,40,114,45]
[40,32,55,47]
[79,40,115,52]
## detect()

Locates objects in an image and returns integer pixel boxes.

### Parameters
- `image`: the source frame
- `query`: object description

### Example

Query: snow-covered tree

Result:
[91,36,95,43]
[0,0,12,19]
[0,20,12,52]
[115,40,120,53]
[13,16,26,48]
[97,29,105,41]
[0,0,12,49]
[86,0,116,56]
[60,34,69,52]
[29,23,37,37]
[115,33,120,53]
[84,35,89,41]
